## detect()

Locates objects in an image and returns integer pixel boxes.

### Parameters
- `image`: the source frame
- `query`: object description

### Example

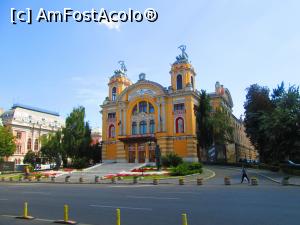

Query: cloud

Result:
[99,20,121,31]
[71,76,107,106]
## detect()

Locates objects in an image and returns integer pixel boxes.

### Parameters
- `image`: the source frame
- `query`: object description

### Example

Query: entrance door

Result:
[138,143,146,163]
[128,144,136,163]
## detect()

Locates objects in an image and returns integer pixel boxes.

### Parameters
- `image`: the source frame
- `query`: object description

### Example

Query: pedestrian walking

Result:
[241,165,250,183]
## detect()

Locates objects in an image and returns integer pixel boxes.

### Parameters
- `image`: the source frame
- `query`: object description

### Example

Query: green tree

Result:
[210,108,234,161]
[23,150,37,167]
[62,106,86,166]
[40,130,63,169]
[260,84,300,163]
[196,90,213,161]
[0,126,15,161]
[244,84,274,163]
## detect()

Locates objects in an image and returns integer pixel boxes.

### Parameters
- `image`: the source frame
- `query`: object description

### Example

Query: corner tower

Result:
[170,45,196,92]
[108,61,132,101]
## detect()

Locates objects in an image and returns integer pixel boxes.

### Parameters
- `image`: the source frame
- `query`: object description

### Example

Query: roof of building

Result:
[12,103,60,116]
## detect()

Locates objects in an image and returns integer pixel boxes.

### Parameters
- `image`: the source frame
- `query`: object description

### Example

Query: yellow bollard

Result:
[116,208,121,225]
[24,202,28,218]
[182,213,188,225]
[64,204,69,222]
[16,202,34,220]
[54,204,76,224]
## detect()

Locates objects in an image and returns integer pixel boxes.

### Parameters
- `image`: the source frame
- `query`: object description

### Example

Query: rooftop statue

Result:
[175,45,189,63]
[114,60,127,75]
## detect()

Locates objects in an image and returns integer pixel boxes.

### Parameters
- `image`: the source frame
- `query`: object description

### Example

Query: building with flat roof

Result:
[1,104,64,164]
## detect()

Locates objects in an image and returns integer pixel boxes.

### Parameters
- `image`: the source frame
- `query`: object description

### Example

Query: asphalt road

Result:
[0,166,299,225]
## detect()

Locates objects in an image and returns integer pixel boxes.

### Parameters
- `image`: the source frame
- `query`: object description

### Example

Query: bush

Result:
[161,152,183,168]
[71,157,89,169]
[170,162,203,176]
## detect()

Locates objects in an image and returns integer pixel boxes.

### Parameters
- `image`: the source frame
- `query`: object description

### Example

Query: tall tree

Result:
[196,90,213,161]
[40,130,63,169]
[62,106,86,165]
[210,108,234,161]
[244,84,274,163]
[0,126,15,161]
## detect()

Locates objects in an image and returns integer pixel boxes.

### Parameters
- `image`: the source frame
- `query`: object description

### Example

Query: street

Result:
[0,166,299,225]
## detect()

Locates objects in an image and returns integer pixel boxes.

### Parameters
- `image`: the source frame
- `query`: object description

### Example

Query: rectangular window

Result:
[16,132,22,139]
[108,113,116,119]
[174,103,185,111]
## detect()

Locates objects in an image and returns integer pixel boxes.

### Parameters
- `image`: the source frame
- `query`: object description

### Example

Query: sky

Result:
[0,0,299,129]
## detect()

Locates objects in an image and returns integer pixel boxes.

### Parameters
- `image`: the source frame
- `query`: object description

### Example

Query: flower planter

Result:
[133,176,138,184]
[111,177,116,184]
[197,177,203,185]
[251,177,258,186]
[153,178,159,185]
[117,176,123,181]
[179,178,185,185]
[65,176,70,183]
[224,177,231,185]
[95,176,99,183]
[281,177,289,186]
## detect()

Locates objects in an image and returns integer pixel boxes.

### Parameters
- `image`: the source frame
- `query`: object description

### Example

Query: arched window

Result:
[34,139,39,151]
[139,121,147,134]
[176,117,184,133]
[132,105,138,115]
[177,74,183,90]
[112,87,117,101]
[108,125,115,138]
[139,101,147,113]
[150,120,155,133]
[149,103,154,113]
[27,138,32,150]
[132,122,137,135]
[191,76,194,89]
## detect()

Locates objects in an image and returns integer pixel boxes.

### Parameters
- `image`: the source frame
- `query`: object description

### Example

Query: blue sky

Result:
[1,0,299,129]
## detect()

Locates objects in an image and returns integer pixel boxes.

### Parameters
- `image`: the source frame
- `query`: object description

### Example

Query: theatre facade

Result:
[101,47,258,163]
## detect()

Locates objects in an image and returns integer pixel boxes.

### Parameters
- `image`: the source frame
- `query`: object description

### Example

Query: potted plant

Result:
[251,177,258,185]
[95,175,99,183]
[179,177,185,185]
[133,176,138,184]
[111,176,116,184]
[153,177,159,185]
[79,177,84,183]
[197,177,203,185]
[35,174,42,182]
[281,176,290,186]
[224,176,231,185]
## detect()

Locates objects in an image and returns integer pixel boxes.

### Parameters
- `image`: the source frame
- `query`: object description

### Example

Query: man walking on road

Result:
[241,165,250,183]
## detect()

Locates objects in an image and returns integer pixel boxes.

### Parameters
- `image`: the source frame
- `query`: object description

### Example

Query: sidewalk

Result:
[248,168,300,186]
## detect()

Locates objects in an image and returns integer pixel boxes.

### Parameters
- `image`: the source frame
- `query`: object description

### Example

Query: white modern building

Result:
[1,104,64,164]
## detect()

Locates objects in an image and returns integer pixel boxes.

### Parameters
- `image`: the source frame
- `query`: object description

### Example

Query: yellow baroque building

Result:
[101,47,258,163]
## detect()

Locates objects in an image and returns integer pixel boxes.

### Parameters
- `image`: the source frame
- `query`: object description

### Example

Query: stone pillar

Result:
[145,143,149,163]
[135,143,138,163]
[161,98,166,132]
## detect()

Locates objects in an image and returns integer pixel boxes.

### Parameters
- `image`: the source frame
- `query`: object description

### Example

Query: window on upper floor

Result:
[174,103,185,111]
[108,124,115,138]
[27,138,32,150]
[149,103,154,113]
[112,87,117,101]
[150,120,155,133]
[175,117,184,133]
[132,122,137,135]
[132,105,138,115]
[139,121,147,134]
[177,74,183,90]
[34,139,39,151]
[108,113,116,119]
[16,132,22,139]
[139,101,147,113]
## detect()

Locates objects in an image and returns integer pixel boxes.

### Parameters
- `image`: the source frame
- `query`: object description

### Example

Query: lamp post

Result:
[155,144,161,171]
